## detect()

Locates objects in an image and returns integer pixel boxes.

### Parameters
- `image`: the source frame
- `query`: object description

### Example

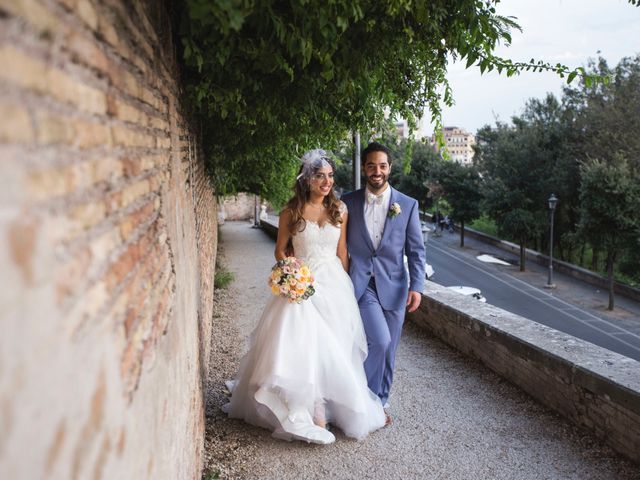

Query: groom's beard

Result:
[366,173,389,192]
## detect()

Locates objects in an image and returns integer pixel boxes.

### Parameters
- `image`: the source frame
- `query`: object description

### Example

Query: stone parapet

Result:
[412,283,640,464]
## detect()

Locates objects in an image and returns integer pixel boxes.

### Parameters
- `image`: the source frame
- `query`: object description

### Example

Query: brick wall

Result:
[0,1,217,479]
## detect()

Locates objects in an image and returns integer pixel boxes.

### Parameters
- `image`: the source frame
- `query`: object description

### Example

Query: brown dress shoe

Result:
[384,411,392,426]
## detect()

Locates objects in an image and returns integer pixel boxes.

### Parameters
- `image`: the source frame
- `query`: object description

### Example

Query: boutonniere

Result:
[388,202,401,218]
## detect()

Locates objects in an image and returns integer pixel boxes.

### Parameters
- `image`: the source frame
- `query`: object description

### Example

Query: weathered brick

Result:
[97,10,120,49]
[119,199,156,241]
[36,112,75,145]
[0,104,34,143]
[27,167,68,200]
[106,242,139,292]
[104,191,122,215]
[47,68,107,115]
[156,136,171,149]
[91,156,123,184]
[111,125,155,148]
[74,120,112,149]
[68,200,107,234]
[120,70,142,100]
[0,45,49,92]
[66,31,109,73]
[56,0,77,10]
[121,178,150,207]
[76,0,98,30]
[140,87,158,109]
[0,0,61,35]
[89,225,121,260]
[148,115,168,131]
[112,99,143,124]
[55,246,91,304]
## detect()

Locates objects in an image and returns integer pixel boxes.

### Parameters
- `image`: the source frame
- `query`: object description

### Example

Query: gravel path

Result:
[203,221,639,480]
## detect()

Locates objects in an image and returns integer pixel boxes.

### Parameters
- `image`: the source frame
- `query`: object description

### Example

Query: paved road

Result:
[206,221,638,480]
[424,229,640,362]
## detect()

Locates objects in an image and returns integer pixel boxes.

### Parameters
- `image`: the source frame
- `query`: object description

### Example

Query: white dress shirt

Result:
[364,185,391,251]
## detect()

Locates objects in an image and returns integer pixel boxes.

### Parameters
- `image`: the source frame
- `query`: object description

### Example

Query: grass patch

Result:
[214,263,235,289]
[468,215,498,237]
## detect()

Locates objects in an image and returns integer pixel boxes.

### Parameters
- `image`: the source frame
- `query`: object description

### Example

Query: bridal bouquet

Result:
[268,257,315,303]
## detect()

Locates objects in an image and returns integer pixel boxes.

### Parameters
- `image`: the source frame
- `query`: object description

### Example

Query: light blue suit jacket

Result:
[342,187,426,311]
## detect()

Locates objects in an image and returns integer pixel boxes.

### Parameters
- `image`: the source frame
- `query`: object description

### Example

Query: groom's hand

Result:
[406,291,422,313]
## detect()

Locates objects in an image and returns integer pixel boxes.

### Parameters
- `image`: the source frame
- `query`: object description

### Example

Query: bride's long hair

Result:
[285,157,343,236]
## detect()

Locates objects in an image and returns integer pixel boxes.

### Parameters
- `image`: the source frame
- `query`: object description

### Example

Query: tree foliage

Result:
[435,161,482,246]
[176,0,611,204]
[474,53,640,305]
[578,158,640,309]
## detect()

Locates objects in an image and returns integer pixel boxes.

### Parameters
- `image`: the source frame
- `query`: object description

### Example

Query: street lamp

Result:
[546,194,558,288]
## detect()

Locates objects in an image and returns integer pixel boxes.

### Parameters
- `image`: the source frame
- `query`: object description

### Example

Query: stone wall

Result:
[0,1,216,479]
[220,192,259,221]
[411,283,640,464]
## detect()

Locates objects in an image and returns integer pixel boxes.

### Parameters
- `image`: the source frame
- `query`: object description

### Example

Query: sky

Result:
[423,0,640,136]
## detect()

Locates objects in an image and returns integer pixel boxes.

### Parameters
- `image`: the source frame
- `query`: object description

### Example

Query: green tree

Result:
[475,92,586,270]
[563,55,640,273]
[436,161,483,247]
[394,141,443,211]
[176,0,619,203]
[578,158,640,310]
[564,55,640,171]
[475,123,543,271]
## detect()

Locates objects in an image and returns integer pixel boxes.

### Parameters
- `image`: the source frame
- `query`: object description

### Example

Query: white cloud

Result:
[424,0,640,135]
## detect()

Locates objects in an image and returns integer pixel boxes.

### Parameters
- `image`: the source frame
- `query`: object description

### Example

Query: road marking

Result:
[427,240,640,356]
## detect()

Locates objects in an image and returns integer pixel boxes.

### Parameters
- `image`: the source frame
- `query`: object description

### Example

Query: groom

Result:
[342,142,426,422]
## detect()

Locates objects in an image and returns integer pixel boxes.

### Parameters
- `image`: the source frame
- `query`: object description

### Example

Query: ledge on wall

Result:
[411,282,640,464]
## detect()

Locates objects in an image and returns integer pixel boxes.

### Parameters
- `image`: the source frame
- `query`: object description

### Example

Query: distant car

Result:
[445,286,487,303]
[404,255,435,282]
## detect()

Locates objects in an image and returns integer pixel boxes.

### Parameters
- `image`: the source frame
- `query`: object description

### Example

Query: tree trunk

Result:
[591,248,599,272]
[607,250,616,311]
[519,242,526,272]
[579,244,585,267]
[460,220,465,247]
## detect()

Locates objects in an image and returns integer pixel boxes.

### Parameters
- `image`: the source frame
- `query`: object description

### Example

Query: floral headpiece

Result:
[296,149,332,182]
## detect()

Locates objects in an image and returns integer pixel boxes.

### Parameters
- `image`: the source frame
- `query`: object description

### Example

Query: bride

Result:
[223,150,386,444]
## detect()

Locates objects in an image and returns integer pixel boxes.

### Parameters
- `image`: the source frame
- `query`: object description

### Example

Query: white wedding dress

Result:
[223,215,386,444]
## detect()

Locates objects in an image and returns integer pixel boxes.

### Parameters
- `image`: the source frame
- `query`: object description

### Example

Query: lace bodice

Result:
[291,202,346,267]
[292,221,341,265]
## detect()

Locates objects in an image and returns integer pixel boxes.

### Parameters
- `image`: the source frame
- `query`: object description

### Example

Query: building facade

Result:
[430,126,476,164]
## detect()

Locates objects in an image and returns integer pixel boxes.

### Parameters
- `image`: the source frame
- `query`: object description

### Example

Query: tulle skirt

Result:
[223,256,385,442]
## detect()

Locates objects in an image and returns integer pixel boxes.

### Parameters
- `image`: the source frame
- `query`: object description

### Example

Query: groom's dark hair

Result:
[362,142,392,165]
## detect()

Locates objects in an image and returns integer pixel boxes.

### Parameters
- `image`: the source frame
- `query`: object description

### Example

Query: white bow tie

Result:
[367,192,384,205]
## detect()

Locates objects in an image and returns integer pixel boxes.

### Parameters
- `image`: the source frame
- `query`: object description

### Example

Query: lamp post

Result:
[352,131,361,190]
[546,194,558,288]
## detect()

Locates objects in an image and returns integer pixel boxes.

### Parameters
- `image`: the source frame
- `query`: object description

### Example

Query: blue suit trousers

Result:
[358,278,405,405]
